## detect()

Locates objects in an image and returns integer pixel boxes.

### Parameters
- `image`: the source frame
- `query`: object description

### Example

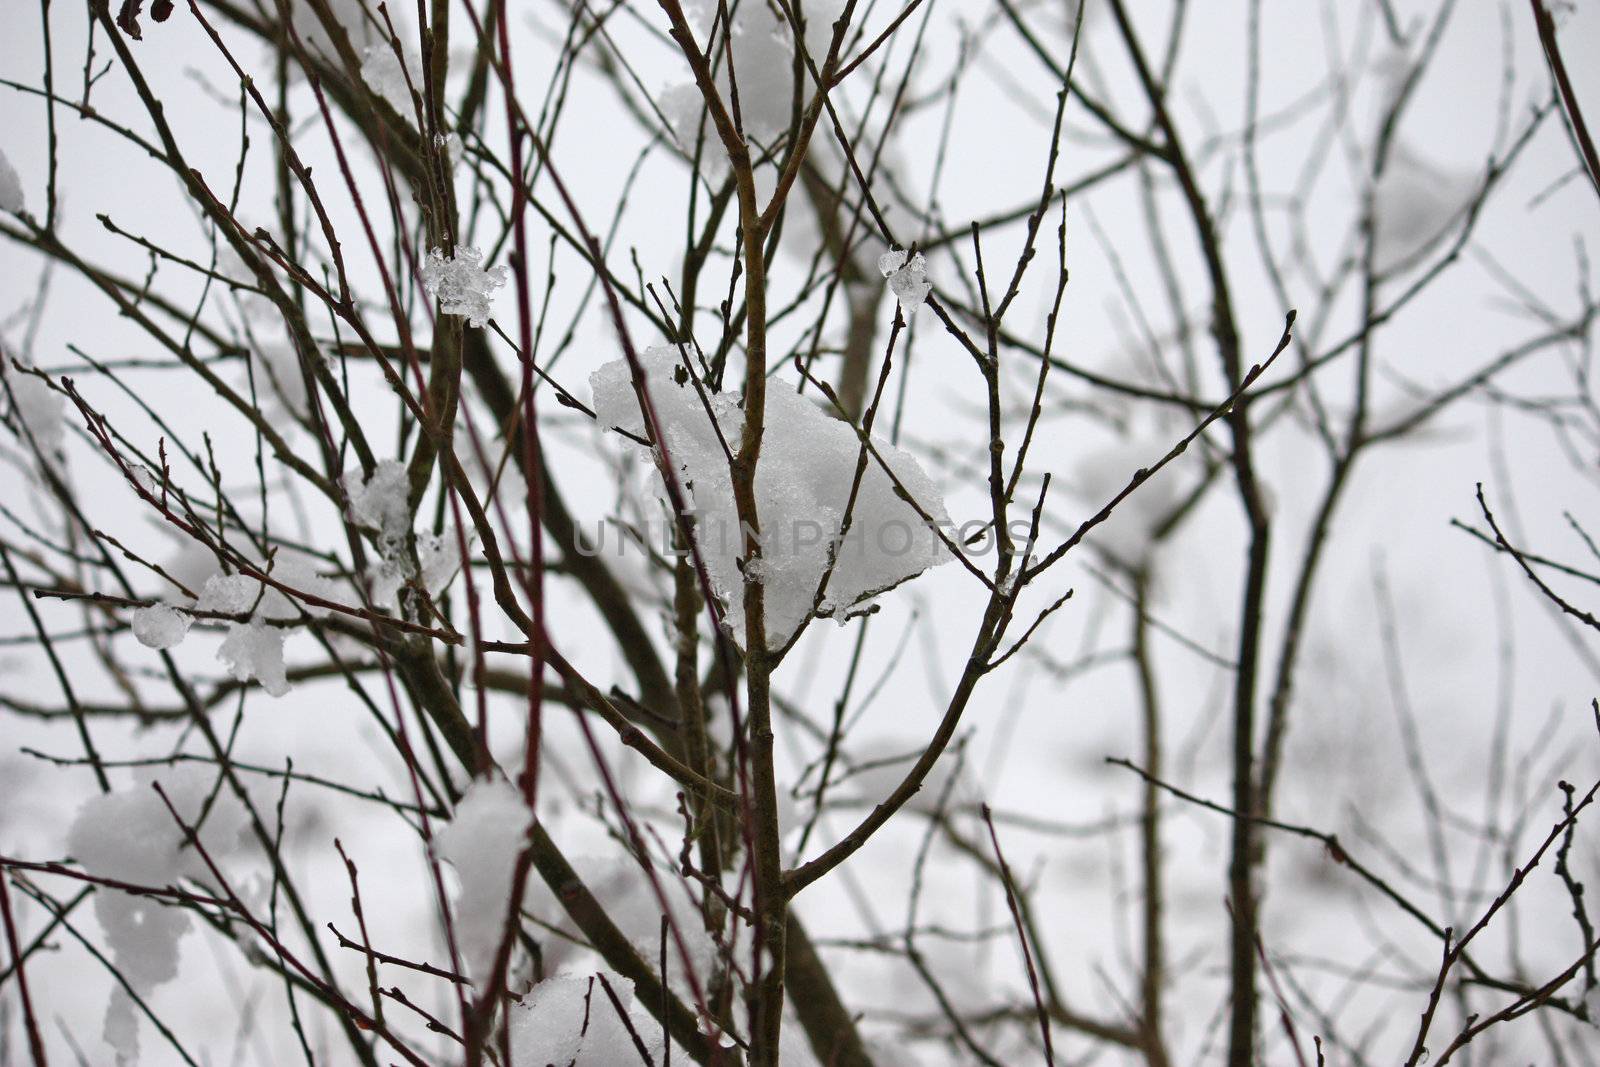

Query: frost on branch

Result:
[420,245,507,328]
[0,147,24,214]
[507,971,665,1066]
[217,619,290,697]
[591,347,952,647]
[432,776,534,984]
[878,248,931,313]
[131,603,192,650]
[66,765,253,1065]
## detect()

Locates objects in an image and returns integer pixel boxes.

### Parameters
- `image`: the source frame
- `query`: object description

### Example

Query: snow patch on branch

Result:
[360,44,418,115]
[590,346,951,648]
[1371,144,1476,276]
[195,573,259,615]
[344,459,412,551]
[659,0,843,161]
[0,148,24,214]
[433,777,533,984]
[507,970,665,1066]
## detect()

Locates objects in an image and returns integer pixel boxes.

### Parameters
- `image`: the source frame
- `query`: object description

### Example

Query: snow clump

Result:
[345,459,412,550]
[194,572,260,615]
[67,764,254,1065]
[878,248,931,313]
[1371,144,1476,276]
[421,246,507,328]
[0,148,24,214]
[192,572,295,697]
[660,1,842,160]
[342,461,469,608]
[131,603,192,650]
[507,970,665,1066]
[432,776,534,983]
[217,619,290,697]
[591,346,952,648]
[361,44,418,115]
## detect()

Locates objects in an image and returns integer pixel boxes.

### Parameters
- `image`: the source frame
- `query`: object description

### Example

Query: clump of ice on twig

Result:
[432,776,534,984]
[878,248,931,313]
[217,619,290,697]
[591,346,952,648]
[344,459,412,551]
[131,603,192,650]
[340,460,469,608]
[421,246,507,328]
[189,572,300,697]
[195,573,259,615]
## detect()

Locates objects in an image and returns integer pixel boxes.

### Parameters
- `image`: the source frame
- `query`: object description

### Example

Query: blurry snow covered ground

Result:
[1,1,1599,1064]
